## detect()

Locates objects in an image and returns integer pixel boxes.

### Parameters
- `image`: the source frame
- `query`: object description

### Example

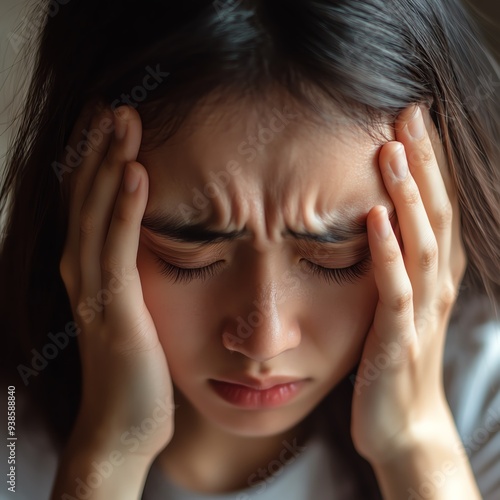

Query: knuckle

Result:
[381,246,400,267]
[79,209,96,236]
[437,281,457,312]
[112,203,134,225]
[433,200,453,230]
[390,288,413,314]
[100,251,137,278]
[419,238,438,272]
[407,146,431,167]
[404,185,421,208]
[99,251,121,274]
[415,143,434,166]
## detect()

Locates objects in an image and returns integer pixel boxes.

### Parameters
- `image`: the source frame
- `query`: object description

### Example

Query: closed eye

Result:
[302,257,372,285]
[153,255,372,286]
[153,256,225,284]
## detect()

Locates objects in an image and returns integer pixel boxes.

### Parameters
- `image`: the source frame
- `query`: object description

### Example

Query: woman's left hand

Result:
[350,105,468,464]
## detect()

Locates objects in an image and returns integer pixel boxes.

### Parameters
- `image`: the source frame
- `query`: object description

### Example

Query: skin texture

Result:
[54,95,481,499]
[134,100,395,489]
[136,104,387,428]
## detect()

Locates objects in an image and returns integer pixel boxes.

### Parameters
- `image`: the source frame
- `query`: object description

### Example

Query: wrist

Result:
[367,411,482,500]
[364,399,457,466]
[52,440,154,500]
[68,407,171,462]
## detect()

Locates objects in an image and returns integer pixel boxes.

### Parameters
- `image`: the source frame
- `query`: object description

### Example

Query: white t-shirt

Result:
[142,427,357,500]
[2,293,499,500]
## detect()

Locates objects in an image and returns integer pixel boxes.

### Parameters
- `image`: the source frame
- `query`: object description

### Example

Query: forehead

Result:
[136,98,394,226]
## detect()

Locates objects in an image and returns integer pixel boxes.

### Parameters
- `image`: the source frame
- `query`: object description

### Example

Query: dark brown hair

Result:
[1,0,499,497]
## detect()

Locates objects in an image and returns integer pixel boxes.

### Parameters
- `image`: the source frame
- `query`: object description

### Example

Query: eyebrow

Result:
[141,208,397,245]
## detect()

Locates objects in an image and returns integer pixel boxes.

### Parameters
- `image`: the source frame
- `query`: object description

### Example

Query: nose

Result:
[222,281,302,362]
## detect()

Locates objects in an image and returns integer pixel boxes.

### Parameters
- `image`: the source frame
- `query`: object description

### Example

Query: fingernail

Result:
[389,144,408,180]
[376,207,390,240]
[123,163,140,193]
[114,107,128,140]
[406,106,425,140]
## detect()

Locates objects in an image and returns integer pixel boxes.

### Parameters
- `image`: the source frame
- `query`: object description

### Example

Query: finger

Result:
[60,105,114,303]
[421,108,466,285]
[367,205,417,351]
[395,106,453,275]
[378,141,438,308]
[67,108,114,252]
[59,99,100,204]
[101,161,149,328]
[79,106,142,299]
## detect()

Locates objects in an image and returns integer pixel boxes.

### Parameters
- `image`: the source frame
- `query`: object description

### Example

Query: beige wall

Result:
[0,0,34,175]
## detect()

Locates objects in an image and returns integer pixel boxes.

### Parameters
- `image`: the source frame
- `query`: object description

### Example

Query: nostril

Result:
[221,315,301,363]
[222,331,244,352]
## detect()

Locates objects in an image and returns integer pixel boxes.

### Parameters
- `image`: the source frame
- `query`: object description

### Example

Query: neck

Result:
[156,389,313,494]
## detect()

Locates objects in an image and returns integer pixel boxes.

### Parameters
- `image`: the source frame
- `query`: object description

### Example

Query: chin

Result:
[204,407,311,438]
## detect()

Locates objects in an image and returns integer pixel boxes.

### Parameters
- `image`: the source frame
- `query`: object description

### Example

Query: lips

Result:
[209,375,308,409]
[214,375,305,390]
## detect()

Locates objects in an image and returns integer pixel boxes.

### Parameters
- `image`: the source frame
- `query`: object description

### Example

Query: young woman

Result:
[1,0,499,498]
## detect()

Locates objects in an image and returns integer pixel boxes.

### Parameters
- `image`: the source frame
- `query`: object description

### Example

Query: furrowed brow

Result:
[141,209,396,245]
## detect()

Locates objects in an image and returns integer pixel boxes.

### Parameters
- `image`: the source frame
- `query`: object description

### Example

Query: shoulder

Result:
[444,291,500,499]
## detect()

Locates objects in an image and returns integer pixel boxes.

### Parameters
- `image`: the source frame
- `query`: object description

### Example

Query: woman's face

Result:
[135,99,397,438]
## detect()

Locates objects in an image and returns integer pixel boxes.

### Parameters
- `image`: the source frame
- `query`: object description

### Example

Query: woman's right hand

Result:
[57,103,174,471]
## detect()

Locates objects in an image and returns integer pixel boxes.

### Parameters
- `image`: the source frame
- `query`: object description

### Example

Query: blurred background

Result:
[0,0,499,177]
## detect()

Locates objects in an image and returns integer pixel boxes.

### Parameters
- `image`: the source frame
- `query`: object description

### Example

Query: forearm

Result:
[371,413,482,499]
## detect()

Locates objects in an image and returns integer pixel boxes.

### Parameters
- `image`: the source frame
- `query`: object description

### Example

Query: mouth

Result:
[208,376,309,409]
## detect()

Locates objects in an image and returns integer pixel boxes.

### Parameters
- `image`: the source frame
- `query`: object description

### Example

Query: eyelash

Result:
[304,258,372,285]
[153,256,225,284]
[153,255,372,286]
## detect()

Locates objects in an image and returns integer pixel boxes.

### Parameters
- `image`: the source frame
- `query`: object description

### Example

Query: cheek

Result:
[137,242,380,384]
[136,244,215,368]
[308,275,379,373]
